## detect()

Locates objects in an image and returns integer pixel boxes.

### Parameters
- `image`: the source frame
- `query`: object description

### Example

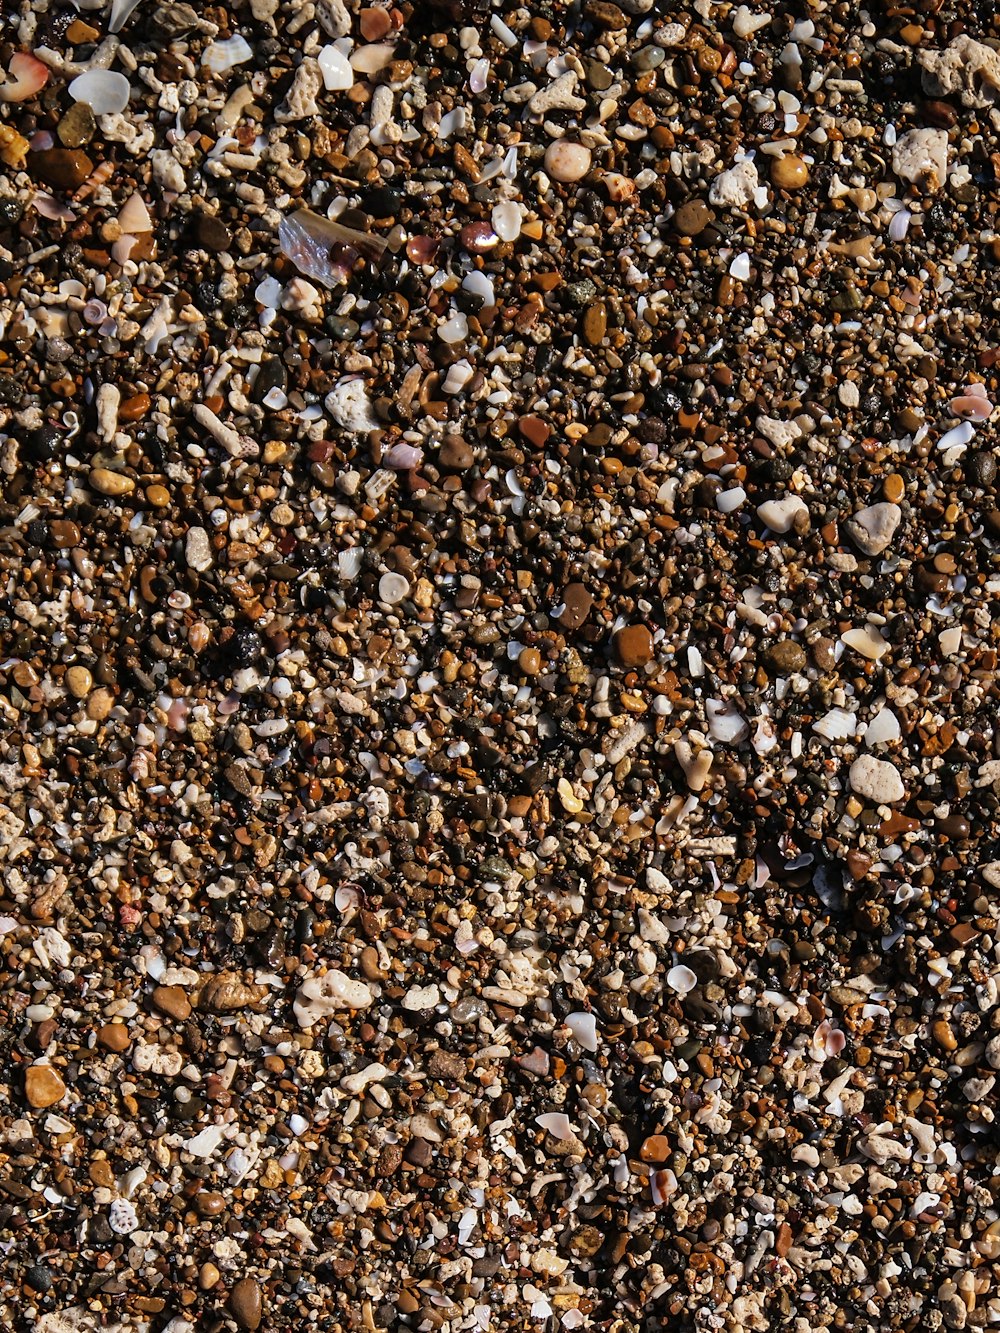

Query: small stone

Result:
[674,200,713,236]
[66,665,93,698]
[25,1065,66,1108]
[31,148,94,190]
[559,583,593,630]
[518,647,542,675]
[849,755,905,805]
[195,1191,226,1217]
[544,141,592,183]
[615,624,654,668]
[764,641,807,674]
[582,301,607,345]
[440,435,474,469]
[757,497,809,533]
[89,468,135,496]
[360,6,392,39]
[152,985,192,1020]
[57,101,96,149]
[845,502,901,556]
[194,212,232,253]
[119,392,151,422]
[96,1022,131,1052]
[967,451,997,487]
[771,155,809,190]
[519,416,551,448]
[230,1278,263,1330]
[640,1135,670,1162]
[584,0,628,30]
[932,1018,957,1051]
[200,1263,221,1290]
[883,473,905,502]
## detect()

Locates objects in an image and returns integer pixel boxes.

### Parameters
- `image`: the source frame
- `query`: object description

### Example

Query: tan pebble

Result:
[89,467,135,496]
[544,140,592,183]
[899,22,924,44]
[932,1018,957,1052]
[152,984,192,1021]
[89,1159,114,1187]
[65,665,93,698]
[615,623,654,668]
[25,1065,66,1109]
[96,1022,131,1052]
[518,647,542,675]
[86,688,115,720]
[884,473,905,503]
[640,1134,670,1163]
[230,1278,263,1330]
[771,155,809,190]
[146,484,171,506]
[200,1263,221,1290]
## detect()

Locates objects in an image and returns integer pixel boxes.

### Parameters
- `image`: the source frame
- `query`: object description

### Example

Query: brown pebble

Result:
[582,301,608,345]
[199,1263,221,1290]
[119,393,151,422]
[195,1192,226,1217]
[932,1019,957,1052]
[674,200,713,236]
[771,155,809,190]
[194,212,232,254]
[615,624,654,667]
[31,148,93,190]
[640,1134,670,1163]
[440,435,474,470]
[25,1065,66,1108]
[96,1023,131,1052]
[558,582,593,630]
[883,473,905,502]
[519,416,551,449]
[230,1278,263,1330]
[152,985,192,1021]
[518,647,542,675]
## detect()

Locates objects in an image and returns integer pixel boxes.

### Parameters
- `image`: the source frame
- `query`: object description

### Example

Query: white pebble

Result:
[379,572,410,605]
[318,45,354,90]
[849,754,905,804]
[543,140,592,183]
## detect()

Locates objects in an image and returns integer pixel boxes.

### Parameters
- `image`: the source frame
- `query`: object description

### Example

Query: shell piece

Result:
[69,70,131,115]
[666,964,697,995]
[326,378,378,433]
[294,970,374,1027]
[202,36,254,73]
[318,44,354,90]
[565,1011,599,1051]
[0,52,50,104]
[278,207,386,288]
[109,0,144,32]
[118,192,152,233]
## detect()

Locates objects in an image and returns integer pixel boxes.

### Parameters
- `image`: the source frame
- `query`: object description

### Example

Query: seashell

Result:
[69,69,131,115]
[565,1011,598,1051]
[118,192,152,233]
[950,393,993,420]
[666,964,697,995]
[0,52,49,103]
[109,0,144,33]
[278,207,386,289]
[318,44,354,90]
[202,36,254,74]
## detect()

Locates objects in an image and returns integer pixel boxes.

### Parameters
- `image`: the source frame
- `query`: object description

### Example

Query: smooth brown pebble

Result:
[230,1278,263,1330]
[771,155,809,190]
[25,1065,66,1108]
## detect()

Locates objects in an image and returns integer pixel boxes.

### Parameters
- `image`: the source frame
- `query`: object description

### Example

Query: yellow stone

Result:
[25,1064,66,1108]
[90,468,135,496]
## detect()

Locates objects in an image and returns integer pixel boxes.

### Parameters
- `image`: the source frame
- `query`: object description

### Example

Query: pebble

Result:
[674,200,713,236]
[25,1065,66,1109]
[845,502,901,556]
[89,468,135,496]
[195,212,232,253]
[65,665,93,698]
[771,155,810,191]
[615,624,654,667]
[31,148,93,189]
[543,141,592,183]
[57,102,96,148]
[152,985,192,1020]
[230,1278,263,1330]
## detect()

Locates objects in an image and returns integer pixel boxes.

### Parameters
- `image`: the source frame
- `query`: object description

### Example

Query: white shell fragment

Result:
[565,1011,598,1051]
[892,128,948,190]
[325,378,378,432]
[849,755,905,805]
[69,70,131,115]
[294,970,374,1027]
[202,36,255,74]
[318,44,355,90]
[666,965,697,995]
